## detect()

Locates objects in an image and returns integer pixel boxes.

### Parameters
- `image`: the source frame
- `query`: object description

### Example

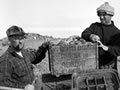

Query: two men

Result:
[1,2,120,90]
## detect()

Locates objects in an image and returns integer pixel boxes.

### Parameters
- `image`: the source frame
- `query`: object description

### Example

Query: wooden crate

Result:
[48,43,98,75]
[72,69,120,90]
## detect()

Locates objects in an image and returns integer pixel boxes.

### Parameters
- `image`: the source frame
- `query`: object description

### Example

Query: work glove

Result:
[97,40,108,51]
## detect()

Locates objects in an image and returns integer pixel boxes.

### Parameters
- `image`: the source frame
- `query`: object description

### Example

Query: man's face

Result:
[9,35,25,51]
[98,12,112,25]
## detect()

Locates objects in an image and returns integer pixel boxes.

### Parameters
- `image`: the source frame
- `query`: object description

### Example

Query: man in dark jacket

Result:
[0,25,48,89]
[81,2,120,69]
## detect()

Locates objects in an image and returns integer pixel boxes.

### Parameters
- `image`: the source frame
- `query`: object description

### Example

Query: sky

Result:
[0,0,120,39]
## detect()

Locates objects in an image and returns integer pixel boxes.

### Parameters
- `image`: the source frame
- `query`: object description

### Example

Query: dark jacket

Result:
[0,45,47,88]
[81,21,120,69]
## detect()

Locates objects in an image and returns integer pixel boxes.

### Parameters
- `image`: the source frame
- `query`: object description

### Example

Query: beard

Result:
[14,45,22,52]
[14,42,24,52]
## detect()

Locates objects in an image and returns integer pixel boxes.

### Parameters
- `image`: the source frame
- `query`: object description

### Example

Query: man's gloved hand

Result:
[41,41,50,49]
[90,34,100,42]
[24,84,34,90]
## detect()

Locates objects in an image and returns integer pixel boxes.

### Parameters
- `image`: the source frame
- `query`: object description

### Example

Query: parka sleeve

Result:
[31,42,48,64]
[107,33,120,57]
[81,23,96,41]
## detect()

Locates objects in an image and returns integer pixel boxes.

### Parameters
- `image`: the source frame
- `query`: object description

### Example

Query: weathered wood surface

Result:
[49,43,98,75]
[0,86,23,90]
[72,69,120,90]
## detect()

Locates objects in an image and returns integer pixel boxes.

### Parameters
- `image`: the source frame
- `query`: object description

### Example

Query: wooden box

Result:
[72,69,120,90]
[48,43,98,75]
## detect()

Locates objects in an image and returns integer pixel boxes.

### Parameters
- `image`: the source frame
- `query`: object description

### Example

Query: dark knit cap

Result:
[6,25,26,37]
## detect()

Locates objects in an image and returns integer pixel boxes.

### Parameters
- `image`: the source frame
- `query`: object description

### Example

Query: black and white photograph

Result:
[0,0,120,90]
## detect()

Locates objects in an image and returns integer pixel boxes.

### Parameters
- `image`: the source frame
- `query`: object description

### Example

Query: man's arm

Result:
[81,27,93,41]
[106,33,120,57]
[31,41,48,64]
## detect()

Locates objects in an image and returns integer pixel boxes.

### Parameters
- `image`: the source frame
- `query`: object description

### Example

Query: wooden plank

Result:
[0,86,23,90]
